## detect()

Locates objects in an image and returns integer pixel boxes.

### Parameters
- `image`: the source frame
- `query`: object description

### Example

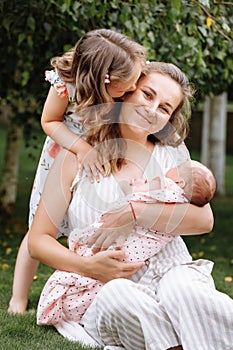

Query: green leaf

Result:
[222,23,230,32]
[21,71,30,87]
[198,26,208,37]
[17,33,26,45]
[171,0,181,11]
[148,31,155,43]
[198,0,210,8]
[215,51,226,61]
[26,16,36,31]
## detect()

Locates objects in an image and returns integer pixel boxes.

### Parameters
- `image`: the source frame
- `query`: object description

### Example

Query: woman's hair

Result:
[86,61,195,175]
[50,29,146,113]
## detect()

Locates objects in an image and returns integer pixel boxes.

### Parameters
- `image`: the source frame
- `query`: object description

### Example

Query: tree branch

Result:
[191,0,232,41]
[213,2,233,5]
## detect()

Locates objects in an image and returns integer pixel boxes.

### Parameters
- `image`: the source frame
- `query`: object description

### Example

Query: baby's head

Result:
[166,160,216,206]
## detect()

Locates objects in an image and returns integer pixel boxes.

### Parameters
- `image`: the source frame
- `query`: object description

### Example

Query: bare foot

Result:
[8,296,28,314]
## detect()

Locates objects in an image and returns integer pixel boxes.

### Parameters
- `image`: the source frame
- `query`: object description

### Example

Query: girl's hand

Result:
[88,204,136,252]
[77,141,105,183]
[82,250,144,283]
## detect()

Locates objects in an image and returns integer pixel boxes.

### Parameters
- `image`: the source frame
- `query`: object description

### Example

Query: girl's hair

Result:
[50,29,146,113]
[86,61,195,175]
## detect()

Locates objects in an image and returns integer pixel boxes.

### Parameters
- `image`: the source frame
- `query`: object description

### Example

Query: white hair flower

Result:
[104,72,110,84]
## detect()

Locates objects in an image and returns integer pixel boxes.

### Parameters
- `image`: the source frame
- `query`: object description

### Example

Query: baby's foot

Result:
[8,296,28,314]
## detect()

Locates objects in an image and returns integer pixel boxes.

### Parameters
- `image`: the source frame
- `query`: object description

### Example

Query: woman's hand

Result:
[88,204,136,253]
[82,250,144,283]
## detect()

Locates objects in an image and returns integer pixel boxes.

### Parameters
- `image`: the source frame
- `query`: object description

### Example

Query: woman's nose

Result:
[150,101,159,112]
[145,102,159,117]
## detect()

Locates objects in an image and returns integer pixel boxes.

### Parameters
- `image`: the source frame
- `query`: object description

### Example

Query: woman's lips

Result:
[135,107,152,124]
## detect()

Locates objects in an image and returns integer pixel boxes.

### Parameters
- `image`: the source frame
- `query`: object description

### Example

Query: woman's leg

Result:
[8,232,39,313]
[157,262,233,350]
[82,278,182,350]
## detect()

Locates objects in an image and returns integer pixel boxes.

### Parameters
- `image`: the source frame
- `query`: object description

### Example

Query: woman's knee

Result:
[158,267,209,306]
[95,278,132,310]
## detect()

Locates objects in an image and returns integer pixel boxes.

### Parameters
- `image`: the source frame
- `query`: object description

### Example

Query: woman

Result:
[28,62,233,350]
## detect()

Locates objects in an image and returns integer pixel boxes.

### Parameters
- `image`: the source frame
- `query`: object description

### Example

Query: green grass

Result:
[0,125,96,349]
[0,125,232,349]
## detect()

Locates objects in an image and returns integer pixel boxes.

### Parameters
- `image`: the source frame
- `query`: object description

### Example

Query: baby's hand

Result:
[77,142,104,183]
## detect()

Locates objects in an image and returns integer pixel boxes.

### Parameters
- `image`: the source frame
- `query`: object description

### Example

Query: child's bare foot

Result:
[8,296,28,314]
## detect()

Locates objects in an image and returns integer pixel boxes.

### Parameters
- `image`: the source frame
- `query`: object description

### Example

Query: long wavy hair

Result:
[85,62,195,175]
[50,29,146,116]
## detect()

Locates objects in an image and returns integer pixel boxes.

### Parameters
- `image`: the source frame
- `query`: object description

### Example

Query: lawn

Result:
[0,124,232,349]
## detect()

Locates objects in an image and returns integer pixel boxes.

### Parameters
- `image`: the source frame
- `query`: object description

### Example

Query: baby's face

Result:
[165,167,183,183]
[165,161,191,188]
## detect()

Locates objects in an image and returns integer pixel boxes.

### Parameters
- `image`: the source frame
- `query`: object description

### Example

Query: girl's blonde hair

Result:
[50,29,146,113]
[86,62,195,175]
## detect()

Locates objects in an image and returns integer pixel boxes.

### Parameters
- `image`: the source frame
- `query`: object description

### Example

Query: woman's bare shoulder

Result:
[49,149,78,186]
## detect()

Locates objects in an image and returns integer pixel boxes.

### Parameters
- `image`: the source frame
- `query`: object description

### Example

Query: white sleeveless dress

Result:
[28,70,83,236]
[37,144,189,326]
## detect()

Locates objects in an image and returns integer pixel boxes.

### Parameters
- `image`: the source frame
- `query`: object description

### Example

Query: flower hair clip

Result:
[104,71,110,84]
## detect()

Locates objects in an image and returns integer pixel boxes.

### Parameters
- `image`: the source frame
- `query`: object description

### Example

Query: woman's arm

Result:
[88,201,214,251]
[28,149,77,264]
[28,150,143,282]
[133,200,214,235]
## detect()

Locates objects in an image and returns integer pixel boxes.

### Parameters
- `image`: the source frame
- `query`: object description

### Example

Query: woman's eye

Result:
[143,91,152,99]
[159,106,169,114]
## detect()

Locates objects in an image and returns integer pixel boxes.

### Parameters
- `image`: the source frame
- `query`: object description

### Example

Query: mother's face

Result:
[120,72,183,135]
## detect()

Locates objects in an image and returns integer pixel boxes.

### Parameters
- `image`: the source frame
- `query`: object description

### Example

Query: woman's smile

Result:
[135,106,153,125]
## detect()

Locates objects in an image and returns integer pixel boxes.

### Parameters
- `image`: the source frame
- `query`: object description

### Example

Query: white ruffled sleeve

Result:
[45,70,68,98]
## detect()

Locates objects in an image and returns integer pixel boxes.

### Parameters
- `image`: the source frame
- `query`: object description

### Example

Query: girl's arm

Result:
[41,87,86,154]
[28,150,143,282]
[41,87,104,182]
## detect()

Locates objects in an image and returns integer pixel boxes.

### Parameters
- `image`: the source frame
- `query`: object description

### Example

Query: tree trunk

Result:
[201,96,210,165]
[0,122,23,217]
[201,93,227,196]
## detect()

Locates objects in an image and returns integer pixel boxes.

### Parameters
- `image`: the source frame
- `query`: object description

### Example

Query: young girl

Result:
[8,28,146,314]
